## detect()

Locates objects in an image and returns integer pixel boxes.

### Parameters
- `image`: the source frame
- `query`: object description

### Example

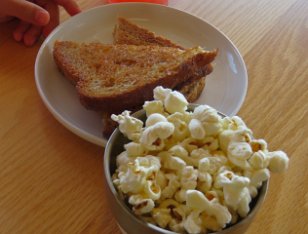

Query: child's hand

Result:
[0,0,81,46]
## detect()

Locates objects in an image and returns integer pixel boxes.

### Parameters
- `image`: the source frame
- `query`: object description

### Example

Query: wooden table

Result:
[0,0,307,233]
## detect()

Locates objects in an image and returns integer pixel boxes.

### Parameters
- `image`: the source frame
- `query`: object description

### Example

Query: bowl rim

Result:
[103,105,269,234]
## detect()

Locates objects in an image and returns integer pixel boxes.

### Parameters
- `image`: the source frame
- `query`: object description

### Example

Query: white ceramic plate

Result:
[35,3,248,146]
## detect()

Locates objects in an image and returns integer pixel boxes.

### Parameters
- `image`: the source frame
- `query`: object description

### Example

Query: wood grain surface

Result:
[0,0,307,233]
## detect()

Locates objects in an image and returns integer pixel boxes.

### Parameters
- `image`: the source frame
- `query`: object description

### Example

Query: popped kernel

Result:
[145,113,167,127]
[143,100,164,117]
[267,151,289,173]
[124,142,144,157]
[152,207,172,228]
[140,121,174,151]
[129,194,155,215]
[111,110,143,141]
[248,150,269,169]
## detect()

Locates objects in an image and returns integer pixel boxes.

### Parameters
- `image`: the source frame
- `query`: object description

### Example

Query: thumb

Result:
[6,0,50,26]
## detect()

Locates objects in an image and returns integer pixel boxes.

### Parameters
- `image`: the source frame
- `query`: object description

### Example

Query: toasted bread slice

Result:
[53,41,217,113]
[114,17,184,49]
[113,17,208,102]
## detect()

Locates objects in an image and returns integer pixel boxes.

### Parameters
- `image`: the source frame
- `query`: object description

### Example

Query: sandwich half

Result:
[54,41,216,112]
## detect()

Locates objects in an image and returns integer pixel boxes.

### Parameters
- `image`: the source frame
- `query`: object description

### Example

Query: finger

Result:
[54,0,81,16]
[0,16,14,23]
[13,21,31,41]
[23,25,42,46]
[42,2,59,37]
[6,0,50,25]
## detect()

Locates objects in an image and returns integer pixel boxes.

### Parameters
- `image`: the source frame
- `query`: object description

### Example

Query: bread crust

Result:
[114,17,184,49]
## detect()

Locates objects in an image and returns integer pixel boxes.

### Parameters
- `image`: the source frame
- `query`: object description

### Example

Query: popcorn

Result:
[222,116,248,131]
[156,170,168,190]
[157,199,187,231]
[198,158,213,192]
[190,148,211,167]
[112,86,289,234]
[153,86,171,102]
[227,142,252,169]
[111,111,143,141]
[152,208,172,228]
[168,145,189,158]
[116,166,145,194]
[169,220,185,233]
[248,150,270,169]
[243,168,270,198]
[145,113,167,127]
[153,86,188,114]
[192,105,222,136]
[247,186,258,198]
[143,100,164,116]
[144,180,161,200]
[124,142,144,157]
[180,138,200,154]
[246,168,270,188]
[116,151,133,169]
[219,128,252,154]
[140,121,174,151]
[128,194,155,215]
[167,112,190,141]
[161,173,181,199]
[250,139,268,152]
[201,136,220,151]
[198,157,211,172]
[134,156,161,176]
[207,204,232,227]
[237,187,251,217]
[164,90,188,114]
[163,155,186,172]
[159,198,181,208]
[205,156,228,175]
[228,142,252,160]
[267,151,289,173]
[169,204,191,232]
[175,166,198,202]
[189,119,206,140]
[200,212,221,231]
[214,170,251,217]
[184,210,203,234]
[114,155,161,195]
[172,204,190,221]
[168,145,195,166]
[192,105,221,124]
[186,190,232,228]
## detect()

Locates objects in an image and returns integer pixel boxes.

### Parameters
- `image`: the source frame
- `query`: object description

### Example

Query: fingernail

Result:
[35,10,49,25]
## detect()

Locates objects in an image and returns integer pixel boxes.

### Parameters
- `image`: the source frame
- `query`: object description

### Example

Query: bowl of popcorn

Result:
[103,86,289,234]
